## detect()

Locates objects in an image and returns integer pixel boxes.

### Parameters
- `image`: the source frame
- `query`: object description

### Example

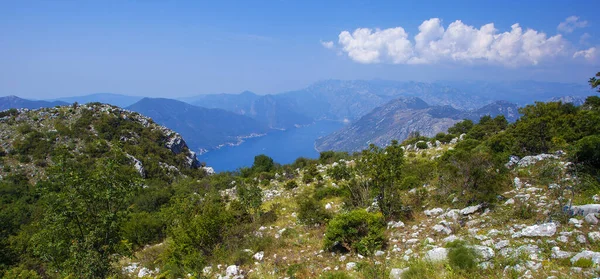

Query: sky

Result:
[0,0,598,99]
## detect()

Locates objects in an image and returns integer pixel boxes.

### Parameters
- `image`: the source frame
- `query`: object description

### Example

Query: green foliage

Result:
[448,119,474,135]
[467,115,507,140]
[574,135,600,168]
[297,192,331,226]
[31,152,141,278]
[573,257,594,268]
[446,241,478,271]
[0,108,18,118]
[319,151,350,164]
[237,182,263,218]
[416,141,428,149]
[439,147,508,204]
[323,209,385,255]
[401,260,437,279]
[122,212,165,249]
[284,180,298,190]
[252,154,275,173]
[320,271,353,279]
[590,71,600,92]
[327,163,352,181]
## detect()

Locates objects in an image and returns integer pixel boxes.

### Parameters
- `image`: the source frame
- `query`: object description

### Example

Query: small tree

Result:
[323,209,385,255]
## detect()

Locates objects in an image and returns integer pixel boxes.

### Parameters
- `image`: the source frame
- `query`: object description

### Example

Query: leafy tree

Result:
[590,71,600,92]
[252,154,275,173]
[31,152,141,278]
[237,182,263,220]
[296,193,331,226]
[448,119,474,135]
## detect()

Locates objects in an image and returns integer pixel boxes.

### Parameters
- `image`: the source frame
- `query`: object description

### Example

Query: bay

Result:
[198,120,345,172]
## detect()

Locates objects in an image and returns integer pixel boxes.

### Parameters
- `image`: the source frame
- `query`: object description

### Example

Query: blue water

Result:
[198,120,345,172]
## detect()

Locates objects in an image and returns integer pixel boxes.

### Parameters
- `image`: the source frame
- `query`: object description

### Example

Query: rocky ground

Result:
[122,140,600,279]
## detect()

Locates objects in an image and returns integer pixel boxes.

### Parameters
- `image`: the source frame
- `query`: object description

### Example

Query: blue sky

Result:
[0,0,598,99]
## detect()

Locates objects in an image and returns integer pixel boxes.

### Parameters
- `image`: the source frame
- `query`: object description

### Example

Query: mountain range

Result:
[0,95,68,111]
[2,79,594,157]
[315,98,519,153]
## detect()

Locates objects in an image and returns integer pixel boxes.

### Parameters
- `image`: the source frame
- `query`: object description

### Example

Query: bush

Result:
[446,241,478,271]
[284,180,298,190]
[402,260,437,279]
[323,209,385,255]
[416,141,428,149]
[122,212,165,248]
[297,194,330,226]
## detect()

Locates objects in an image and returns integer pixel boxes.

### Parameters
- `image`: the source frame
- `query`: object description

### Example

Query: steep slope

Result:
[315,97,462,152]
[0,95,68,110]
[51,93,143,107]
[127,98,268,152]
[0,103,203,182]
[316,98,520,152]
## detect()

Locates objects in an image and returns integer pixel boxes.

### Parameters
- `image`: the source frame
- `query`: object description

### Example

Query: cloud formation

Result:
[574,47,597,60]
[328,18,595,66]
[557,16,588,33]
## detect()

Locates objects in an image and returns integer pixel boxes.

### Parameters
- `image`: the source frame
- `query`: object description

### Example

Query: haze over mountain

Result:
[0,95,68,111]
[315,97,520,152]
[52,93,143,108]
[126,98,268,153]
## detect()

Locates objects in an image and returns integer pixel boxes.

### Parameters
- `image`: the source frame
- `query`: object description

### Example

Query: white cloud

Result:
[573,47,597,61]
[333,18,578,66]
[557,16,588,33]
[320,40,334,49]
[580,33,591,45]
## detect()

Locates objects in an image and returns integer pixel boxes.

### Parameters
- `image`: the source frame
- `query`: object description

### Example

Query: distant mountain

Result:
[459,100,520,123]
[52,93,143,108]
[180,80,585,130]
[126,98,268,152]
[0,95,68,110]
[441,80,593,106]
[187,91,312,129]
[547,96,586,106]
[315,97,519,153]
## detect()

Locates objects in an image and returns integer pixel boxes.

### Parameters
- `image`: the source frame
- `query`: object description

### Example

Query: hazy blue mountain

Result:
[52,93,143,107]
[547,96,586,106]
[459,100,520,123]
[185,91,312,129]
[126,98,268,152]
[441,80,594,106]
[315,97,520,153]
[0,95,68,110]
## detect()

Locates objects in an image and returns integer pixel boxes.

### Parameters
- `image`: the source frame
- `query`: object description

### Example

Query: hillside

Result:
[1,96,600,279]
[127,98,269,153]
[315,98,519,153]
[0,95,68,110]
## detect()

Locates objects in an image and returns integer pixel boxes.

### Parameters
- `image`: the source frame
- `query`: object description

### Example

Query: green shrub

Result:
[320,271,352,279]
[284,180,298,190]
[402,260,437,279]
[323,209,385,255]
[573,257,594,268]
[122,212,165,248]
[446,241,478,271]
[416,141,428,149]
[314,186,344,200]
[297,194,330,226]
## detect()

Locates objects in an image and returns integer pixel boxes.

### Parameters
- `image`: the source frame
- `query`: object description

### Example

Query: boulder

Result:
[505,155,520,169]
[551,247,573,259]
[585,213,599,224]
[471,245,495,261]
[424,208,444,217]
[588,232,600,242]
[495,240,510,250]
[513,222,557,238]
[346,262,357,271]
[253,251,264,261]
[432,224,452,235]
[569,204,600,216]
[425,247,448,262]
[460,204,482,215]
[225,265,239,277]
[517,154,559,167]
[570,250,600,265]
